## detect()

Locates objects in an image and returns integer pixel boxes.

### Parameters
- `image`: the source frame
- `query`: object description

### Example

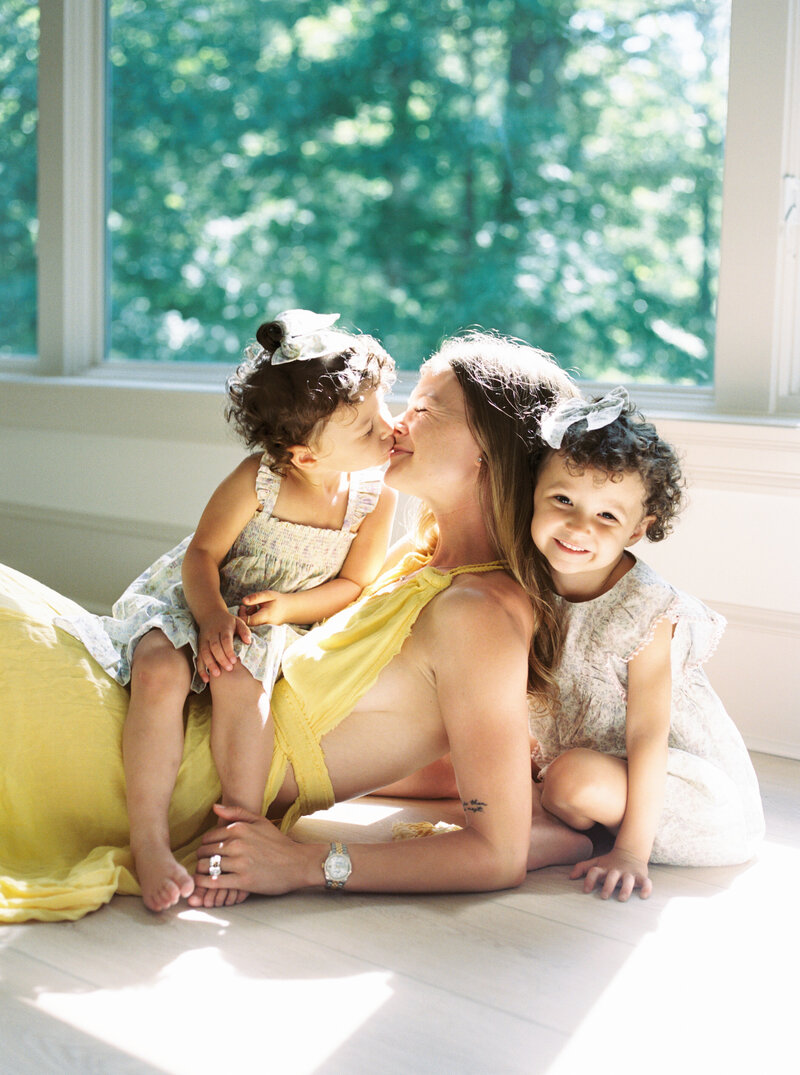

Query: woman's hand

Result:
[239,590,291,627]
[570,846,652,901]
[196,610,251,683]
[189,804,319,906]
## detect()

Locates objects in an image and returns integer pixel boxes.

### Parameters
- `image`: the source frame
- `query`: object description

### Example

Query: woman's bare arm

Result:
[191,577,535,896]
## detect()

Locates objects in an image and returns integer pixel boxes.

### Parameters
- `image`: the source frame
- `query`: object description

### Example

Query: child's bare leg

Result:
[125,631,195,911]
[540,748,628,831]
[205,662,272,907]
[527,781,594,870]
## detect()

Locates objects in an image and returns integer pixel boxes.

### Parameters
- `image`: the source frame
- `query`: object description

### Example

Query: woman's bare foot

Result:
[189,884,250,909]
[134,843,195,912]
[527,814,593,871]
[527,781,593,871]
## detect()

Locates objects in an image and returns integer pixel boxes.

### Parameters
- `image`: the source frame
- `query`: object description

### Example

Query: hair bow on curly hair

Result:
[271,309,343,364]
[539,386,629,449]
[245,309,345,366]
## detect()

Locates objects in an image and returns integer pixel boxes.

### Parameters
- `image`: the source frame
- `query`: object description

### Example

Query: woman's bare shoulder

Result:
[431,568,534,641]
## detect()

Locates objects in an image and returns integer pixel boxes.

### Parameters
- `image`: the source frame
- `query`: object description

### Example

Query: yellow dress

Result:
[263,553,504,829]
[0,556,502,922]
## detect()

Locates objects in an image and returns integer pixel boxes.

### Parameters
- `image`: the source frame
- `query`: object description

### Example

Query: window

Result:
[104,0,729,383]
[0,0,38,357]
[1,0,798,416]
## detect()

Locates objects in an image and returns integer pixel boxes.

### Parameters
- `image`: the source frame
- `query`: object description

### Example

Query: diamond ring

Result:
[209,853,222,879]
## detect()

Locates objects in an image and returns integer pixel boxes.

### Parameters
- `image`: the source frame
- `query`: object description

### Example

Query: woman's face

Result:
[386,365,481,499]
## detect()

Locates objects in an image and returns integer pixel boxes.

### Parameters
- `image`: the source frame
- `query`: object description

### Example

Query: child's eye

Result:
[362,424,374,438]
[599,511,618,521]
[554,495,572,505]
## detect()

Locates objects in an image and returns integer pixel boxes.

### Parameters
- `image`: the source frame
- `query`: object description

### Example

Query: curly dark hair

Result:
[550,396,685,542]
[225,318,395,473]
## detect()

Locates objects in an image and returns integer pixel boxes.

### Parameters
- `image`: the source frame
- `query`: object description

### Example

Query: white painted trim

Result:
[654,416,800,495]
[711,601,800,637]
[37,0,106,375]
[714,0,792,413]
[743,737,800,761]
[774,0,800,410]
[0,500,186,548]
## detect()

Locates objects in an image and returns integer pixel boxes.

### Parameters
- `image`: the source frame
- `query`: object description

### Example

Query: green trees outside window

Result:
[1,1,730,381]
[0,0,38,357]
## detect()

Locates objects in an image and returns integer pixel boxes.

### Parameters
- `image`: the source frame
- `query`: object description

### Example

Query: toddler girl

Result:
[528,388,764,901]
[58,309,397,910]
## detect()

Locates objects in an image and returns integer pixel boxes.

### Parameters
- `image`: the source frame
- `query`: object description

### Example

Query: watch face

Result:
[327,854,350,881]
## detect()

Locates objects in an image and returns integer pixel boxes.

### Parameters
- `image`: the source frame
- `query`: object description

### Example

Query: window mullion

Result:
[714,0,792,414]
[37,0,106,375]
[774,0,800,412]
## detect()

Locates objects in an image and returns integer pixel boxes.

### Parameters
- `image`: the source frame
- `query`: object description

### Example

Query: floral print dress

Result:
[529,558,765,866]
[57,457,383,695]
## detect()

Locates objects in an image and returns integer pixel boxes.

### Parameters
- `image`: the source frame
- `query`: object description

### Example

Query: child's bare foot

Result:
[134,844,195,912]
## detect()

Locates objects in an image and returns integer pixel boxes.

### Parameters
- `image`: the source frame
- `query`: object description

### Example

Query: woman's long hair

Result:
[416,331,579,700]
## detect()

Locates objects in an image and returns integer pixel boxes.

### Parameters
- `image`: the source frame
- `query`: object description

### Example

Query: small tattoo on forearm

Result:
[463,799,487,814]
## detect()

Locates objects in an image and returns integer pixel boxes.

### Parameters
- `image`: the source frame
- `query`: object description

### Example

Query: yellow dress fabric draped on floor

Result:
[0,554,504,922]
[0,564,220,922]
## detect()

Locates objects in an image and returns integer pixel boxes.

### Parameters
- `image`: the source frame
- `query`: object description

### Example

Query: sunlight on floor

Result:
[31,949,394,1073]
[305,800,405,826]
[545,839,800,1075]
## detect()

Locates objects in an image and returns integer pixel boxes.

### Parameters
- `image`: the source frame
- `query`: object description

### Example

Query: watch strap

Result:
[324,841,351,889]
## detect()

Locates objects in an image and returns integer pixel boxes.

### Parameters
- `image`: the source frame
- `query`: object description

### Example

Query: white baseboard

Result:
[744,737,800,761]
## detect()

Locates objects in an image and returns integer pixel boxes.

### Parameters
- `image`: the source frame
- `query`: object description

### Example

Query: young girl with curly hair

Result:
[528,388,764,901]
[58,309,397,911]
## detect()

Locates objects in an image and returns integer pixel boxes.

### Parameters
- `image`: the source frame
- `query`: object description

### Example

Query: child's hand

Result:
[239,590,290,627]
[196,610,252,683]
[570,847,652,901]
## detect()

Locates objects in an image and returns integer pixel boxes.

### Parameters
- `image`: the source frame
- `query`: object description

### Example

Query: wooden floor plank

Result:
[1,748,796,1075]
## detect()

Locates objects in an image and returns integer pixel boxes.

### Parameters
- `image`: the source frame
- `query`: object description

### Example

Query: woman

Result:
[0,332,586,921]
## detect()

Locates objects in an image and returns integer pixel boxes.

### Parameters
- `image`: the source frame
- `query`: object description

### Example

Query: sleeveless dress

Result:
[0,554,503,921]
[262,552,506,830]
[528,558,765,866]
[55,457,383,694]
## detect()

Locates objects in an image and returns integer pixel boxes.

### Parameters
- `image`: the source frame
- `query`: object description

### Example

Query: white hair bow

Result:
[539,386,629,449]
[248,309,345,365]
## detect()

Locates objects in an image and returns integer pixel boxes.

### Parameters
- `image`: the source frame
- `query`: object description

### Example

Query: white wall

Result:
[1,377,798,758]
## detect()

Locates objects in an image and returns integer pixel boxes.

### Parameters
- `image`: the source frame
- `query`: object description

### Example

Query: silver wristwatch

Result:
[323,841,352,889]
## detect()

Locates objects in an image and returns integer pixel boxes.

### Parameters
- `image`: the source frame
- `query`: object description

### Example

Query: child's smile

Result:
[531,453,654,600]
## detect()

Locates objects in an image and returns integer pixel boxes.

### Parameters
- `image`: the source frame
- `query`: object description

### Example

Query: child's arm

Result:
[182,455,262,682]
[240,486,398,627]
[572,617,672,900]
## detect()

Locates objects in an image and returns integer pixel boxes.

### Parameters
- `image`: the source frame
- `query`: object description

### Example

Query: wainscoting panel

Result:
[0,501,186,614]
[705,602,800,759]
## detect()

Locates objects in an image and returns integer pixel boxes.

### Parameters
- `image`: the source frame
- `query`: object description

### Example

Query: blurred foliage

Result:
[1,0,730,382]
[0,0,38,355]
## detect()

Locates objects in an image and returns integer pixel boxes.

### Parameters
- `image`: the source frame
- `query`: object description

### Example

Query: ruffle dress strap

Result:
[616,560,726,667]
[254,454,282,517]
[342,467,384,531]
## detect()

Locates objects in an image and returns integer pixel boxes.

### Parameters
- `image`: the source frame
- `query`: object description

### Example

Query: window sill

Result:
[3,365,799,430]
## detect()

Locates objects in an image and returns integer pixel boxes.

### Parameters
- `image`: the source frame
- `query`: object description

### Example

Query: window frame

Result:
[4,0,799,420]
